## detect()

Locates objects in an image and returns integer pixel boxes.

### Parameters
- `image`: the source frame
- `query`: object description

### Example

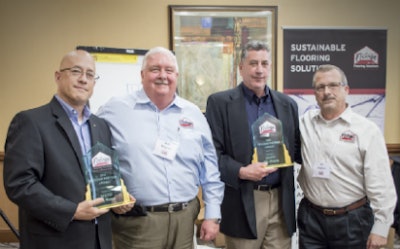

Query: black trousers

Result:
[95,224,101,249]
[297,198,373,249]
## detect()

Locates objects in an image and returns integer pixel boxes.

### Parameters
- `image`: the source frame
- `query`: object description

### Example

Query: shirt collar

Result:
[313,104,352,124]
[136,88,183,110]
[339,105,353,123]
[241,83,270,104]
[55,94,91,122]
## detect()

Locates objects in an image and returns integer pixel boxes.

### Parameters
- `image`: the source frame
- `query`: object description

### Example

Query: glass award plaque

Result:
[83,142,134,209]
[251,113,293,167]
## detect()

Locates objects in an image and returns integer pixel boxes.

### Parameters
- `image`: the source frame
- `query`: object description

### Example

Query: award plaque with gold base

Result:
[83,142,134,209]
[251,113,293,167]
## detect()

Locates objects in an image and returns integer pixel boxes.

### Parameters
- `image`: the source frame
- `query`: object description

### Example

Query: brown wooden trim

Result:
[388,143,400,155]
[0,151,3,162]
[0,229,19,243]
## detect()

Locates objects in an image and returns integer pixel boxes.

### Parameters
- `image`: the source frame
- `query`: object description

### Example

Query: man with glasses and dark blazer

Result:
[3,50,133,249]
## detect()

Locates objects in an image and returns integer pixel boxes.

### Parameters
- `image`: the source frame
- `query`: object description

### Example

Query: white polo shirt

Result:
[298,106,396,237]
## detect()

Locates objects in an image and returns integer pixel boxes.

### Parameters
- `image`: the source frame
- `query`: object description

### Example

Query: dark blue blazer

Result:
[4,97,112,249]
[205,84,301,239]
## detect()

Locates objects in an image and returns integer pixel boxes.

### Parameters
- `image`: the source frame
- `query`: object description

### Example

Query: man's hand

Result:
[200,219,220,241]
[238,162,278,181]
[367,233,387,249]
[73,198,109,221]
[111,195,136,214]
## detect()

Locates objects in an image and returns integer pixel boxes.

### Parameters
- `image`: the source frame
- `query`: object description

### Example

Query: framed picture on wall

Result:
[169,5,277,110]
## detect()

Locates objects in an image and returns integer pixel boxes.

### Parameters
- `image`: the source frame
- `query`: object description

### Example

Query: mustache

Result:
[154,81,168,85]
[322,97,335,101]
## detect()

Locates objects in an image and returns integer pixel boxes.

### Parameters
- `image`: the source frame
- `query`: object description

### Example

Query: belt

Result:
[145,199,193,213]
[306,197,368,216]
[254,183,281,191]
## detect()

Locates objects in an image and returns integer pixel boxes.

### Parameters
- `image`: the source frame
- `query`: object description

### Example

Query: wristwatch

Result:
[211,218,221,224]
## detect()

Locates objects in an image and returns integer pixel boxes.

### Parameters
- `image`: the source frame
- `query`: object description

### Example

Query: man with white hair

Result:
[98,47,224,249]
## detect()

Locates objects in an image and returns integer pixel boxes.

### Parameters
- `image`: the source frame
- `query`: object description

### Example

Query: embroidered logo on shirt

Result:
[340,130,356,143]
[179,117,193,128]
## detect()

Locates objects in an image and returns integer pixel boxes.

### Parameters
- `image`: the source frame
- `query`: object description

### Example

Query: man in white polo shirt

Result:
[298,64,396,249]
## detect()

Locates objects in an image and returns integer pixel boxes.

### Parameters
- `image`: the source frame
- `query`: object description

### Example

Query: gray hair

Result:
[240,40,270,62]
[142,47,179,73]
[312,64,348,87]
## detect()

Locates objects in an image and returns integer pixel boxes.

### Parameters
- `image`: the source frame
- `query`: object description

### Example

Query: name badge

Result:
[312,162,331,179]
[153,138,179,161]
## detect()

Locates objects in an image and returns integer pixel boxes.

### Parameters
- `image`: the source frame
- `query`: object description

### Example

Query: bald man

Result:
[3,50,132,249]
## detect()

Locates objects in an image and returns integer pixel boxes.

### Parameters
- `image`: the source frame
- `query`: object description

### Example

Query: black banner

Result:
[283,29,386,94]
[283,28,387,131]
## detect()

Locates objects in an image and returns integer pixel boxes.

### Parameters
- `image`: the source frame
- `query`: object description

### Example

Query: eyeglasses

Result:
[60,67,99,81]
[314,82,344,93]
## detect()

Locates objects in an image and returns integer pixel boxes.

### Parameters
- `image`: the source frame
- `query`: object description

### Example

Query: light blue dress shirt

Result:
[55,95,99,208]
[97,88,224,219]
[55,95,91,156]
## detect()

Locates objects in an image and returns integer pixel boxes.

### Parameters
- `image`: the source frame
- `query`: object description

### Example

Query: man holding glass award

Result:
[3,50,134,249]
[206,40,302,249]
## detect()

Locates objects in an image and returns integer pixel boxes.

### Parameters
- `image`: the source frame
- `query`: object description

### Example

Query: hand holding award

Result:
[83,142,135,209]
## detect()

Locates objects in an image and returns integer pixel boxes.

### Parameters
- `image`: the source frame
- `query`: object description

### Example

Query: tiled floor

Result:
[196,238,222,248]
[0,242,218,249]
[0,243,18,249]
[393,232,400,249]
[2,236,399,249]
[0,240,220,249]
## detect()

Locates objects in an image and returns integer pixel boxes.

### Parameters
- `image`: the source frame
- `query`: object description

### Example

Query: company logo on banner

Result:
[354,46,379,68]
